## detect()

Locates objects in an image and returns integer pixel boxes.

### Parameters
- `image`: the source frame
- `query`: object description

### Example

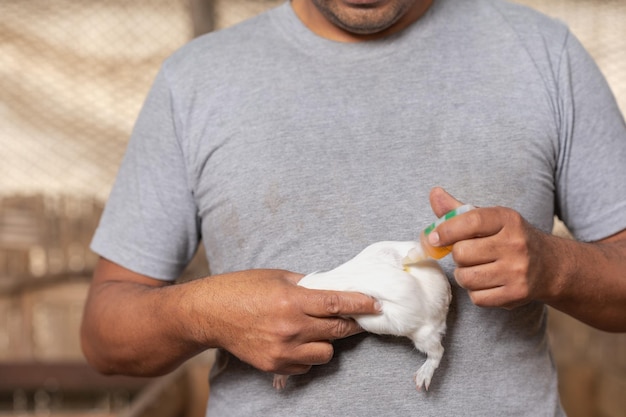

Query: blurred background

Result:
[0,0,624,416]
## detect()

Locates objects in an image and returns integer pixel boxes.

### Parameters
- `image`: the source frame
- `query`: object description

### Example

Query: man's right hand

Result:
[188,269,381,376]
[81,259,380,377]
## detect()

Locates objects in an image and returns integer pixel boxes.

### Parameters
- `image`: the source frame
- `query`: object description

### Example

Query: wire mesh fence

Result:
[0,0,194,199]
[521,0,626,112]
[0,2,625,415]
[1,0,624,200]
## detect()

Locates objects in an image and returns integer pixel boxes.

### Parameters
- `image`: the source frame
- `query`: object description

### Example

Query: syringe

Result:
[404,204,476,264]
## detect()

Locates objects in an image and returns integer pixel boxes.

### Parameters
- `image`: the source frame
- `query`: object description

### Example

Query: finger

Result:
[275,364,313,376]
[456,264,531,308]
[301,289,381,318]
[290,341,335,367]
[300,316,364,342]
[466,287,507,308]
[275,340,337,376]
[435,207,505,247]
[429,187,465,218]
[452,236,499,267]
[454,263,503,292]
[466,286,528,310]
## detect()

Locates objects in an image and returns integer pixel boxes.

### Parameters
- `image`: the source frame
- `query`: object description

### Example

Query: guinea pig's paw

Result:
[272,374,289,390]
[414,361,437,391]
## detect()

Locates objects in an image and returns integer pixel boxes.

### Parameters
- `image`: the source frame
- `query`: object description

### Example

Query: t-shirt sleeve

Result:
[555,31,626,242]
[91,67,200,280]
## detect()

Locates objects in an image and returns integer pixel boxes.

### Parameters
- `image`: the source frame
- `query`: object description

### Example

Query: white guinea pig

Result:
[273,240,451,391]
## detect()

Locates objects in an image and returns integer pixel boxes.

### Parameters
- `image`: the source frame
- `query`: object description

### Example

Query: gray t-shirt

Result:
[91,0,626,415]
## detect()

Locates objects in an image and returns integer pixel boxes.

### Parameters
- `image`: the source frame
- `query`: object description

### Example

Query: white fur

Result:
[273,241,451,391]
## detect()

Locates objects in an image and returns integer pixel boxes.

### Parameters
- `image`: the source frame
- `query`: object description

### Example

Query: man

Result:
[81,0,626,415]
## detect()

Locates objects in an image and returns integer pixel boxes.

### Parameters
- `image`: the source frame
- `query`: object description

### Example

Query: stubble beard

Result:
[310,0,416,35]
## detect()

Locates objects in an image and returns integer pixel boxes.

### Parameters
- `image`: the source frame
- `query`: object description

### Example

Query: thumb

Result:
[429,187,465,218]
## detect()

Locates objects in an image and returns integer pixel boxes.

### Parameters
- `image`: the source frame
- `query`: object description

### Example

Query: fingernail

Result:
[374,300,382,312]
[428,231,440,246]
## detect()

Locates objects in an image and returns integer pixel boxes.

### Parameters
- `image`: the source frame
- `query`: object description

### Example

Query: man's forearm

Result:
[80,276,207,376]
[80,259,379,377]
[542,234,626,332]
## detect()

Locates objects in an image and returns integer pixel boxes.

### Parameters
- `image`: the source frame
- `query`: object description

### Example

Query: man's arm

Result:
[542,228,626,331]
[428,187,626,332]
[80,258,381,377]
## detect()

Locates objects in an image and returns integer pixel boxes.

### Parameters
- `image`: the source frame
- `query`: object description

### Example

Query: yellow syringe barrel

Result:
[420,204,475,259]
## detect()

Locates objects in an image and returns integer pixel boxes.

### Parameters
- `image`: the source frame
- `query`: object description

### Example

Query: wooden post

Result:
[188,0,214,37]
